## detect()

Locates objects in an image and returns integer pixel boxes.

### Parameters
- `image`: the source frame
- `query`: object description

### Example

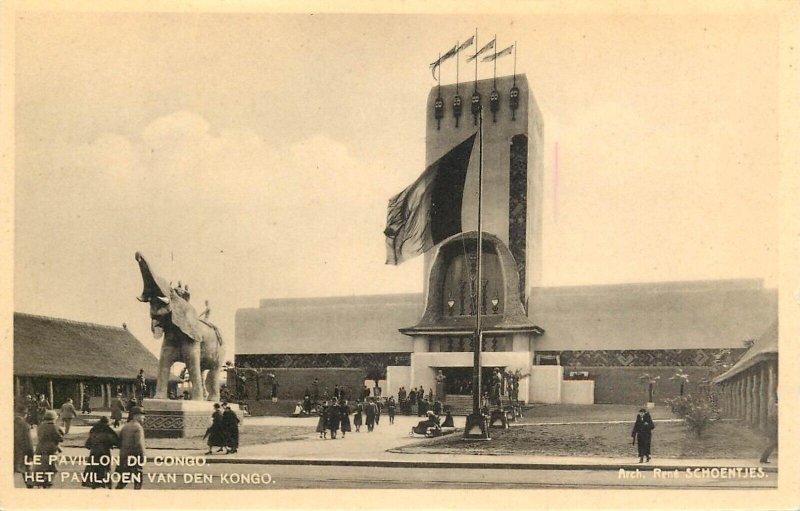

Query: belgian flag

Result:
[384,133,477,265]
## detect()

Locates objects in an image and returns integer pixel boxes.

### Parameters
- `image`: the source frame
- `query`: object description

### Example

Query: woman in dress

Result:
[82,416,119,489]
[352,401,363,432]
[338,400,351,438]
[205,403,226,454]
[222,405,240,454]
[631,408,656,463]
[316,401,329,439]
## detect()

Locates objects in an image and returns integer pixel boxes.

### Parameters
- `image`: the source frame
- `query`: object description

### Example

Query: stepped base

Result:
[141,399,242,439]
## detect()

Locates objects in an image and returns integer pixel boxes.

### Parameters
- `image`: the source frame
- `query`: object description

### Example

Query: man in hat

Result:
[116,406,146,489]
[14,402,34,487]
[134,370,147,405]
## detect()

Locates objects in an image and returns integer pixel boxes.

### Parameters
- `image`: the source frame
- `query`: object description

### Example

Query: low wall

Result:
[561,380,594,404]
[563,366,716,405]
[228,367,366,402]
[530,366,562,403]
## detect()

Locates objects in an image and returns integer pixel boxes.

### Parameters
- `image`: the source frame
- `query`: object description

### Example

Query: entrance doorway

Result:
[441,367,503,396]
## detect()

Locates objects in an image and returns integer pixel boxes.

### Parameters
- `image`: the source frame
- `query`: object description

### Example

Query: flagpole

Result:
[492,34,497,88]
[473,28,478,92]
[513,41,517,86]
[437,52,441,92]
[473,103,484,418]
[456,41,459,95]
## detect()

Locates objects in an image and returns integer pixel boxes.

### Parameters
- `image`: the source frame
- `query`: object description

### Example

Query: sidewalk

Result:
[51,415,777,473]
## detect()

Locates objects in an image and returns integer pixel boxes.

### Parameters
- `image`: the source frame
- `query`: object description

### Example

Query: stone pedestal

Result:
[141,399,242,439]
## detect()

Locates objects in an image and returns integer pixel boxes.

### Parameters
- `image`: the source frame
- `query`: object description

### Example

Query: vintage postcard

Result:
[1,1,799,509]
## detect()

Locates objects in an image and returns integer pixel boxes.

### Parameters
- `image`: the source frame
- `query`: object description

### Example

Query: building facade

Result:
[235,75,777,408]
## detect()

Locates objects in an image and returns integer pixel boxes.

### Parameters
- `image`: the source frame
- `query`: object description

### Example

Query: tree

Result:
[638,373,660,403]
[669,369,690,396]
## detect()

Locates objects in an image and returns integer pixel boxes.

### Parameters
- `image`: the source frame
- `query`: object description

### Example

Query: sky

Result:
[12,10,781,357]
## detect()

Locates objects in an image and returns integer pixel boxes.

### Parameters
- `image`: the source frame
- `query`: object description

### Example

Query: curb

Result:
[197,457,779,473]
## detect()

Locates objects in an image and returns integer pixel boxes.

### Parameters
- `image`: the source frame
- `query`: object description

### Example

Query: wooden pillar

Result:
[48,380,54,408]
[78,382,85,410]
[15,376,21,400]
[752,369,761,427]
[100,383,106,408]
[767,361,777,409]
[106,383,112,408]
[749,371,757,425]
[759,364,769,429]
[738,377,746,419]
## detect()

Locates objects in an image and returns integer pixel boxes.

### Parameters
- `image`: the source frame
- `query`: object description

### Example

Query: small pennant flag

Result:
[430,43,458,79]
[467,38,495,62]
[457,35,475,53]
[482,44,514,62]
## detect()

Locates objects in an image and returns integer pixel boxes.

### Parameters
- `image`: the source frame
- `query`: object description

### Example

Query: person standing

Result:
[222,405,240,454]
[339,400,351,438]
[327,399,341,439]
[33,410,63,488]
[311,378,320,405]
[353,401,363,432]
[59,398,78,435]
[387,397,396,425]
[205,404,226,454]
[110,393,125,428]
[25,395,38,426]
[116,407,146,489]
[134,369,147,405]
[14,402,34,488]
[37,394,51,425]
[760,399,778,463]
[82,416,119,489]
[374,398,382,426]
[631,408,656,463]
[81,393,92,415]
[365,399,376,432]
[316,401,329,439]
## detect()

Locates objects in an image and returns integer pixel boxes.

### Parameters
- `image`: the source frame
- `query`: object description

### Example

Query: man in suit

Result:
[59,398,78,434]
[116,407,146,490]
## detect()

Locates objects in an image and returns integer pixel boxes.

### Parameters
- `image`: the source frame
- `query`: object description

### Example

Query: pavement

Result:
[45,414,777,473]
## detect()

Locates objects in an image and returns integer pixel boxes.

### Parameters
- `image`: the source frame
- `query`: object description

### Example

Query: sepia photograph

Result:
[2,1,799,508]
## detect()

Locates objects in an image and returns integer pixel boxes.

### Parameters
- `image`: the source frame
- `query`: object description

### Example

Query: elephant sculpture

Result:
[135,252,225,402]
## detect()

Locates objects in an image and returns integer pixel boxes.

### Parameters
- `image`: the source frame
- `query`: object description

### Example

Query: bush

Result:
[665,393,719,437]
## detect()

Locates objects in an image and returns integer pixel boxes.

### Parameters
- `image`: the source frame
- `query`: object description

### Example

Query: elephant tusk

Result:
[157,296,171,304]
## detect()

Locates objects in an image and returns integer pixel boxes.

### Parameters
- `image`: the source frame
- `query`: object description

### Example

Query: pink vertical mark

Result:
[554,142,559,223]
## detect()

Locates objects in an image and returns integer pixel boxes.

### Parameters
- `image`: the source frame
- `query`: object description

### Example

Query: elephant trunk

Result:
[135,252,171,302]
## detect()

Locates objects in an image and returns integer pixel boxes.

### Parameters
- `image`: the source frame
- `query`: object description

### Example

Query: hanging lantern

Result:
[434,95,444,130]
[509,86,520,120]
[453,94,462,127]
[471,91,481,125]
[489,89,500,122]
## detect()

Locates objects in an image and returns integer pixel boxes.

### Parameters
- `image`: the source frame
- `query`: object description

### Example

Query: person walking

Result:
[353,401,363,432]
[387,397,396,425]
[204,403,226,454]
[316,401,329,439]
[222,405,240,454]
[327,399,341,439]
[116,407,146,489]
[365,399,376,432]
[33,410,64,488]
[339,400,351,439]
[59,398,78,435]
[14,402,34,488]
[82,416,119,489]
[36,394,51,425]
[631,408,656,463]
[110,393,125,428]
[375,399,382,426]
[760,399,778,463]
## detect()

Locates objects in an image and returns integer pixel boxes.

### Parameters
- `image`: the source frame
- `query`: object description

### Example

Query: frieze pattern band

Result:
[537,348,747,367]
[235,352,412,370]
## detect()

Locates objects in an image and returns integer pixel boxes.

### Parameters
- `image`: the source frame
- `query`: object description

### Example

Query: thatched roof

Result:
[713,320,778,383]
[14,312,159,380]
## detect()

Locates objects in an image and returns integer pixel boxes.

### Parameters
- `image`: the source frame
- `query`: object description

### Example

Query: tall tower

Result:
[423,74,543,307]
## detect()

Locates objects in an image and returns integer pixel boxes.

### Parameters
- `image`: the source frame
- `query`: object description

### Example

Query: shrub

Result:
[666,393,719,437]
